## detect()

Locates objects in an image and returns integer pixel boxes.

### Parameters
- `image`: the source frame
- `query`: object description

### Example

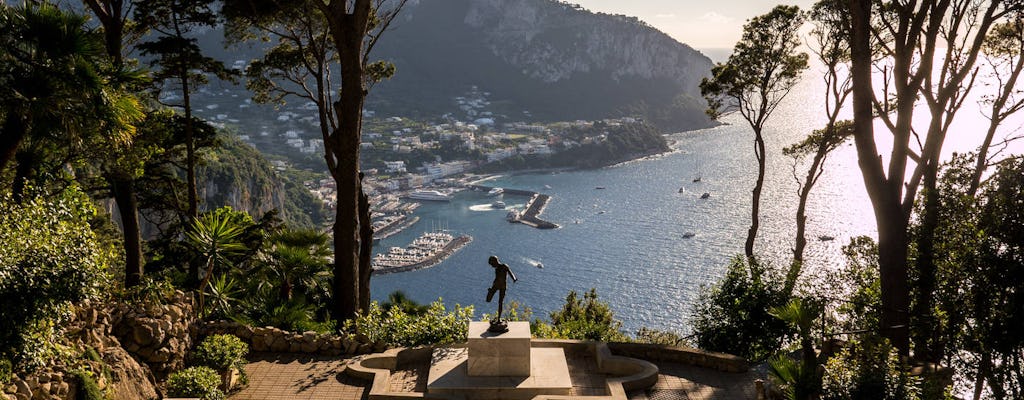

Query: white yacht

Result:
[407,190,452,202]
[487,187,504,196]
[491,201,506,209]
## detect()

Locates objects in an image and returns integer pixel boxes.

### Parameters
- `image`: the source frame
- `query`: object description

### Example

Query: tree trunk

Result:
[912,159,941,362]
[849,0,915,356]
[745,130,767,258]
[786,149,827,296]
[112,175,145,287]
[0,116,27,174]
[358,178,374,314]
[181,70,201,286]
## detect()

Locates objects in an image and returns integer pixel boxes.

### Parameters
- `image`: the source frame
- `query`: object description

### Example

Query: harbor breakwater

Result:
[371,235,473,275]
[468,185,558,229]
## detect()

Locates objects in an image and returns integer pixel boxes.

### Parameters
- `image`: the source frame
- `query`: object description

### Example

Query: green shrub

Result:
[194,334,248,373]
[0,357,11,385]
[533,289,627,342]
[348,299,474,347]
[821,337,921,400]
[0,188,112,369]
[166,366,225,400]
[69,369,104,400]
[691,256,792,361]
[633,327,689,347]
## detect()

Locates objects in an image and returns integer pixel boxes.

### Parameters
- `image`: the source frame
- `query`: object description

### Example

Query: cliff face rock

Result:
[197,136,326,228]
[464,0,708,85]
[371,0,714,131]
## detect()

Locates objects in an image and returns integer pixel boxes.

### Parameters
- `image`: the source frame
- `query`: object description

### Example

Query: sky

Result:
[571,0,816,49]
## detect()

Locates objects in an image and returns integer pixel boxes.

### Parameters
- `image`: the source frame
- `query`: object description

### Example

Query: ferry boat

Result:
[491,201,506,209]
[407,190,452,202]
[487,187,504,196]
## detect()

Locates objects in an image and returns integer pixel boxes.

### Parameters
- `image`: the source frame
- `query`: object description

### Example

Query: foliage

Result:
[193,334,248,373]
[633,328,689,347]
[348,300,473,347]
[820,337,920,400]
[700,5,808,122]
[769,355,820,400]
[70,369,105,400]
[0,357,10,385]
[829,237,882,333]
[533,289,626,342]
[910,156,1024,398]
[381,291,429,315]
[769,298,824,400]
[122,276,177,306]
[0,187,112,370]
[691,256,791,361]
[166,366,225,400]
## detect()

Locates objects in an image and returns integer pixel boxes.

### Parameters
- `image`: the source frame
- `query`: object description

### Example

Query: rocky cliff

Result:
[369,0,714,131]
[198,136,327,228]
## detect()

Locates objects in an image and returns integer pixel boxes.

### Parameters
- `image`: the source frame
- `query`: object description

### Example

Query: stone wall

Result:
[112,291,196,379]
[200,321,381,356]
[606,342,750,373]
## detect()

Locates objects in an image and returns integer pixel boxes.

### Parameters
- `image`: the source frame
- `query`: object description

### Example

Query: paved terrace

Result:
[230,352,761,400]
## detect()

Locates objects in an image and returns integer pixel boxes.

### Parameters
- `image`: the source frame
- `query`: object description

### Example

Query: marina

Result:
[371,230,473,275]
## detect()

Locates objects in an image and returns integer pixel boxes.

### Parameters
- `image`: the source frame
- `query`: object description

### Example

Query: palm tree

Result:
[187,211,246,316]
[264,229,332,304]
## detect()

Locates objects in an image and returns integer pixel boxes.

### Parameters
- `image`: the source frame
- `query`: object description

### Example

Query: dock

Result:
[469,184,558,229]
[374,215,420,241]
[371,234,473,275]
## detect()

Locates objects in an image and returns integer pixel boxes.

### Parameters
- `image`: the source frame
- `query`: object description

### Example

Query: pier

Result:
[374,215,420,241]
[371,234,472,275]
[469,184,558,229]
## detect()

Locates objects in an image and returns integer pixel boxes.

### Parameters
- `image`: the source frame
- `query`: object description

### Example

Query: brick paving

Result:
[230,353,369,400]
[626,361,763,400]
[231,352,761,400]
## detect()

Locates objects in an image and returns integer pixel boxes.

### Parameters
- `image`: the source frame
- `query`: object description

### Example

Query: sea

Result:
[369,65,1024,335]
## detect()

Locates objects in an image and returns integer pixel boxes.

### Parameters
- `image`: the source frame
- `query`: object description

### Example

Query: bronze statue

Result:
[485,255,517,332]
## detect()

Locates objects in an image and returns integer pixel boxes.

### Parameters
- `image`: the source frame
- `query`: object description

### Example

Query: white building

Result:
[384,161,407,174]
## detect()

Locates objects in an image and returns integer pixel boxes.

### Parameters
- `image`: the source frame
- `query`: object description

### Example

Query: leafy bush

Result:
[348,300,473,347]
[533,289,627,342]
[691,256,792,361]
[193,334,248,373]
[69,369,104,400]
[0,357,11,385]
[633,327,689,347]
[820,337,920,400]
[166,366,225,400]
[0,188,112,370]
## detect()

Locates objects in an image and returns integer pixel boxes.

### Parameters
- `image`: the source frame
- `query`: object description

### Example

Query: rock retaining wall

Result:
[200,321,381,356]
[112,291,196,379]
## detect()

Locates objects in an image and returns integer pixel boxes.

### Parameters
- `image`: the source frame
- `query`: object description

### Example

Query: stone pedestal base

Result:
[467,321,531,376]
[426,347,572,399]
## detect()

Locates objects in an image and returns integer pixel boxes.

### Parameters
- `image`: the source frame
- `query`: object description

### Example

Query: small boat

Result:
[700,192,710,199]
[534,262,544,269]
[693,177,702,183]
[595,186,606,190]
[487,187,504,197]
[506,211,520,222]
[543,185,552,190]
[678,187,685,193]
[819,235,835,241]
[491,201,506,209]
[683,232,696,238]
[597,210,606,214]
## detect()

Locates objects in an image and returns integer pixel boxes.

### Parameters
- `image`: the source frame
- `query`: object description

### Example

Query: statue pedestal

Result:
[426,321,571,399]
[468,321,531,376]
